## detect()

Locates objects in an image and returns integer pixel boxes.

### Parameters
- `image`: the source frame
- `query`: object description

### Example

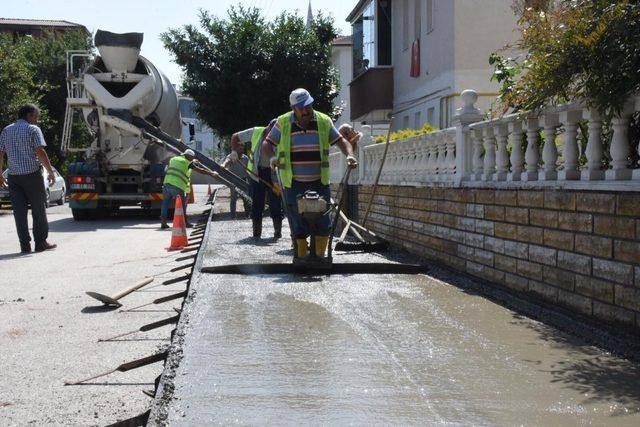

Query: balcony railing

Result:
[348,66,393,121]
[330,90,640,189]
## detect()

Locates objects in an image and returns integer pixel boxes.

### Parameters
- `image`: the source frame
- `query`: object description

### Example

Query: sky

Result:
[3,0,355,85]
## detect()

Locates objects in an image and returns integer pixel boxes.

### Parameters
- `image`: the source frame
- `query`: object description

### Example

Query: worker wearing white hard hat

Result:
[264,88,358,262]
[160,149,216,229]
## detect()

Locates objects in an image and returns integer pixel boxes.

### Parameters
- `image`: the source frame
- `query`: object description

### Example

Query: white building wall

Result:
[392,0,455,130]
[452,0,520,115]
[391,0,517,130]
[331,43,353,128]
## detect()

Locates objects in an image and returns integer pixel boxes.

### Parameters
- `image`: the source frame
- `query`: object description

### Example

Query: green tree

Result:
[0,30,92,171]
[161,6,340,137]
[491,0,640,115]
[24,30,93,171]
[0,34,38,132]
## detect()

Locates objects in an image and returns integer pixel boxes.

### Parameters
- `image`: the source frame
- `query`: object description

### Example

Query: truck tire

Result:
[72,209,90,221]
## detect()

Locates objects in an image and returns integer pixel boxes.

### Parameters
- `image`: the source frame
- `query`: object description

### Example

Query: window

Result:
[427,107,435,126]
[403,115,410,129]
[351,0,392,78]
[414,111,422,129]
[402,0,409,50]
[426,0,434,33]
[414,0,422,39]
[196,141,203,151]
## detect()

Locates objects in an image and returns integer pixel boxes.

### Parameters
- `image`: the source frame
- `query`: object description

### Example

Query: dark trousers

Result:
[283,180,331,239]
[230,180,249,217]
[8,171,49,246]
[251,167,283,221]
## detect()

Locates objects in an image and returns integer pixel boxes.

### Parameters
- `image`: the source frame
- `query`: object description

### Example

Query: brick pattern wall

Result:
[353,185,640,330]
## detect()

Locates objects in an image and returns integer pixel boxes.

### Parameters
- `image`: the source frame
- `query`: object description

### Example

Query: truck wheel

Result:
[72,209,89,221]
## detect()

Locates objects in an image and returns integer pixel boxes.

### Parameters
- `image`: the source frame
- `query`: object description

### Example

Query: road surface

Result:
[0,185,215,425]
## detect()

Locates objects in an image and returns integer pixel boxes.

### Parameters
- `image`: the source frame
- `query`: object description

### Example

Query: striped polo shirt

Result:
[266,112,341,182]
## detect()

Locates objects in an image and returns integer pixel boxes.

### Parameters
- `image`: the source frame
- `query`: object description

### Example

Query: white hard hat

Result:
[183,149,196,157]
[289,88,314,108]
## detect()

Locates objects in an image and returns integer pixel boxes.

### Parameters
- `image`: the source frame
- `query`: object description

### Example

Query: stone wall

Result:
[352,185,640,330]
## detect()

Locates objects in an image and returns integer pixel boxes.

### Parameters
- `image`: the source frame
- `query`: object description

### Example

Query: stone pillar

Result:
[453,89,483,186]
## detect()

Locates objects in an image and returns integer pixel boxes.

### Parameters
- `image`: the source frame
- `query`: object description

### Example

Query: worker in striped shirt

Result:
[265,88,357,261]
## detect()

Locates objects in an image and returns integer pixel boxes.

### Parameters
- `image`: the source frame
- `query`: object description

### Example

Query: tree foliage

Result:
[0,30,93,170]
[490,0,640,115]
[161,6,340,137]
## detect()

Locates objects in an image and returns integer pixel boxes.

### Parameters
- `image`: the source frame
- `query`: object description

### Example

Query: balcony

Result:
[349,66,393,121]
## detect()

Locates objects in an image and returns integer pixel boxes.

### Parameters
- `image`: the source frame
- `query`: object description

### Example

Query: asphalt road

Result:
[0,185,216,425]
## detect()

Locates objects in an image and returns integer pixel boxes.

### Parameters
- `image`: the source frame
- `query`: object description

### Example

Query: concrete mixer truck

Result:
[62,30,250,220]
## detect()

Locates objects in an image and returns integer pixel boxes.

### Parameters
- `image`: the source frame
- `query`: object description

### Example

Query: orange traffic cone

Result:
[166,196,188,251]
[188,183,195,204]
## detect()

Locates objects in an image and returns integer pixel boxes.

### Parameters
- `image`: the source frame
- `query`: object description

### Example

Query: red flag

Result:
[410,39,420,77]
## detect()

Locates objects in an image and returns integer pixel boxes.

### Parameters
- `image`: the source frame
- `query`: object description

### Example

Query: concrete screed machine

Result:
[62,30,249,220]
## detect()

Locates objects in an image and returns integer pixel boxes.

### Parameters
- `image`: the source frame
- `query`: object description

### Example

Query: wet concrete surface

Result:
[152,211,640,425]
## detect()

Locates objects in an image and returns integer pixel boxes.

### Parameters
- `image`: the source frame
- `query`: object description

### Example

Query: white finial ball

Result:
[461,89,478,109]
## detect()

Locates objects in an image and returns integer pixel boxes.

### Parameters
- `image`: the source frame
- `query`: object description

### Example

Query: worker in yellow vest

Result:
[230,119,283,238]
[160,149,216,229]
[265,88,357,261]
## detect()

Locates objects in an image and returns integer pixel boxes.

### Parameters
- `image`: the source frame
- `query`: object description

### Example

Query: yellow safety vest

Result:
[164,155,192,193]
[246,126,266,181]
[276,111,331,188]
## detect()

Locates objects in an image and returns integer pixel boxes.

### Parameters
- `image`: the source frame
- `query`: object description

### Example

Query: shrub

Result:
[374,123,438,143]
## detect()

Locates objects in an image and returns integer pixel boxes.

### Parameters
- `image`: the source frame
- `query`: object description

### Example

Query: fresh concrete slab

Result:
[151,212,640,425]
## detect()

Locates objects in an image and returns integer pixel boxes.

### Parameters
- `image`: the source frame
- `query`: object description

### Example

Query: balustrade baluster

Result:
[446,134,456,175]
[435,135,446,178]
[482,126,496,181]
[558,110,581,180]
[495,124,509,181]
[539,113,559,181]
[606,101,634,180]
[471,128,484,180]
[508,120,524,181]
[426,136,437,178]
[523,118,540,181]
[582,109,604,180]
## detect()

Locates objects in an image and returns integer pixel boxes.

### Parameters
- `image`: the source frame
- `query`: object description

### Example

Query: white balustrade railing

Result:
[328,90,640,188]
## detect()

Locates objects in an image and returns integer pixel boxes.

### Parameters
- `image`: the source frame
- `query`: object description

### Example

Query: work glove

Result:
[229,150,239,162]
[346,155,358,169]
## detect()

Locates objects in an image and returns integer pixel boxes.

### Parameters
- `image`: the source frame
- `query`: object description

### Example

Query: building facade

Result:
[347,0,519,130]
[177,95,223,162]
[0,18,88,39]
[331,36,354,128]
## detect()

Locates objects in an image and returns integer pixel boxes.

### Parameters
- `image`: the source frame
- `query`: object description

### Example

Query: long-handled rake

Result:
[98,315,180,342]
[64,351,168,386]
[329,167,389,253]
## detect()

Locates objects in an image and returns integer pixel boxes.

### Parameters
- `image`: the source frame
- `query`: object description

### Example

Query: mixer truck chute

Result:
[62,29,250,220]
